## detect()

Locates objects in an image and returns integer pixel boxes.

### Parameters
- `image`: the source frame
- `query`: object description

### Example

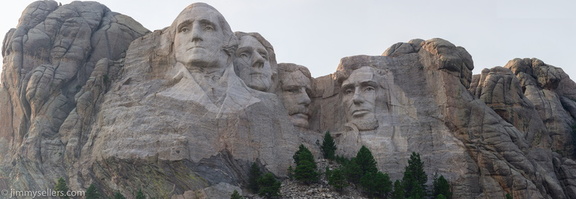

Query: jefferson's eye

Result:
[260,53,268,60]
[239,51,250,58]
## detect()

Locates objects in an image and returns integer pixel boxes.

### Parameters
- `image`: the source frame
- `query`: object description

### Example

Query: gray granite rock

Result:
[1,2,576,199]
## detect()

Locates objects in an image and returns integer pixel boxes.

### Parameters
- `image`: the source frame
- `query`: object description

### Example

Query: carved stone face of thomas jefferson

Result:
[234,35,273,91]
[173,4,229,72]
[342,66,379,131]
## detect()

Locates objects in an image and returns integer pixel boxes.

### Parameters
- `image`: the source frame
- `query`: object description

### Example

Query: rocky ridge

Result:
[0,1,575,199]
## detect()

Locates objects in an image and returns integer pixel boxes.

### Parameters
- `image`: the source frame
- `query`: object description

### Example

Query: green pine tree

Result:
[437,194,447,199]
[113,191,127,199]
[321,131,337,160]
[293,144,314,165]
[360,171,393,198]
[355,146,378,176]
[248,162,262,193]
[230,190,243,199]
[293,144,319,184]
[505,193,513,199]
[402,152,427,198]
[433,175,452,199]
[343,158,363,184]
[328,168,348,192]
[85,184,100,199]
[257,173,281,199]
[54,177,69,199]
[392,180,405,199]
[135,189,146,199]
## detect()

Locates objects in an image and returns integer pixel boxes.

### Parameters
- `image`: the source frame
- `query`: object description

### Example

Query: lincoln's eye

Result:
[365,86,375,91]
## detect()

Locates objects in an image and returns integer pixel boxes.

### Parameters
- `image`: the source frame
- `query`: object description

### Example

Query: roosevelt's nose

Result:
[298,88,311,106]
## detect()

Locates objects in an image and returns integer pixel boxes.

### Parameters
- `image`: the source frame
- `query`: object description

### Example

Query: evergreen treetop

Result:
[321,131,337,160]
[293,144,314,165]
[402,152,427,199]
[113,192,127,199]
[293,144,319,184]
[248,162,262,193]
[54,177,69,199]
[433,175,452,199]
[355,146,378,176]
[85,184,100,199]
[230,190,243,199]
[257,173,281,199]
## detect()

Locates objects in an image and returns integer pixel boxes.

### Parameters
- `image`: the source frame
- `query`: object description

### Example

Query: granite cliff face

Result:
[1,1,576,199]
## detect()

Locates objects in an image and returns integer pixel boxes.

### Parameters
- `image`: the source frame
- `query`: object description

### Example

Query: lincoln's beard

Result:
[350,117,378,131]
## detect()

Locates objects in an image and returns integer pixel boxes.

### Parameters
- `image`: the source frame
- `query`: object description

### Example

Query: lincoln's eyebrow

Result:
[341,83,354,90]
[360,80,378,87]
[177,20,192,31]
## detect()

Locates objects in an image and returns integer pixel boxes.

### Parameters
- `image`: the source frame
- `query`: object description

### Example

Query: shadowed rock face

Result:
[2,1,576,199]
[0,0,149,193]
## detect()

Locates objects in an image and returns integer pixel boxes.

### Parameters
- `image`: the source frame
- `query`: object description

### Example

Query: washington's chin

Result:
[290,114,309,128]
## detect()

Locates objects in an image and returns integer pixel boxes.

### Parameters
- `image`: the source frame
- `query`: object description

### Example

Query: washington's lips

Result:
[187,46,204,50]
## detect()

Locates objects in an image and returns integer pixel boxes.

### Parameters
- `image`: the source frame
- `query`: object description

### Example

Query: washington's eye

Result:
[179,27,189,33]
[204,24,215,31]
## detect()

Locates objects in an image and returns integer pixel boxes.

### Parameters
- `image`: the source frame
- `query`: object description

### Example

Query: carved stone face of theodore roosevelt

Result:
[277,64,312,128]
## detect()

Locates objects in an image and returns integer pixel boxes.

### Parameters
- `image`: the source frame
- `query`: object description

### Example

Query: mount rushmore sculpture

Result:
[1,1,576,198]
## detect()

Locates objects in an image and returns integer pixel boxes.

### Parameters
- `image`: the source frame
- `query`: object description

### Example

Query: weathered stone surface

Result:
[1,1,576,199]
[503,58,575,156]
[0,0,148,193]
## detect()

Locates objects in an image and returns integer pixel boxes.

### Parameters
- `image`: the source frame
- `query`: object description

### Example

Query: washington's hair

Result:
[157,2,238,68]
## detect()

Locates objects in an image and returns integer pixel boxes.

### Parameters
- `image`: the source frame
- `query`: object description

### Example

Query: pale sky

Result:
[1,0,575,80]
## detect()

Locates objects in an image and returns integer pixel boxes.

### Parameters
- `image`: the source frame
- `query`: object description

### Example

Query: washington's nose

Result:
[190,25,203,42]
